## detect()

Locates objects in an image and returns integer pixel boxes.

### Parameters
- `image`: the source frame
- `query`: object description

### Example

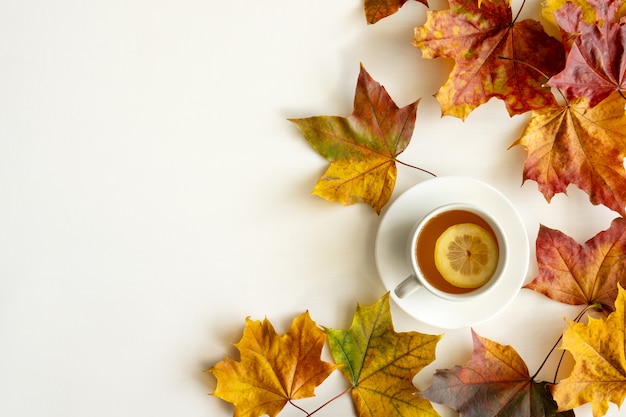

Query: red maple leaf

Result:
[413,0,565,119]
[525,218,626,314]
[546,0,626,107]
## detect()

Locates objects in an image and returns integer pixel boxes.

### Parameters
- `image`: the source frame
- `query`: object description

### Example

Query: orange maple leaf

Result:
[413,0,564,119]
[208,312,336,417]
[524,218,626,314]
[325,293,441,417]
[551,285,626,417]
[511,92,626,216]
[289,64,421,214]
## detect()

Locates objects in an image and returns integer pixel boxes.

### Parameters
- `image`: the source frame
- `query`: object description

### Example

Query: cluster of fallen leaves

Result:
[210,294,442,417]
[209,0,626,416]
[291,0,626,216]
[209,219,626,417]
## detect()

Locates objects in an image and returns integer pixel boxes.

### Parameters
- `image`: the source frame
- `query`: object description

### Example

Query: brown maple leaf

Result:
[325,292,441,417]
[546,0,626,107]
[289,64,421,214]
[511,92,626,216]
[413,0,564,119]
[364,0,428,24]
[208,312,336,417]
[524,218,626,314]
[551,285,626,417]
[420,329,574,417]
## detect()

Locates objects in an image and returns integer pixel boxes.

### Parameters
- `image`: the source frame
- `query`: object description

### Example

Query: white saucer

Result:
[375,176,530,329]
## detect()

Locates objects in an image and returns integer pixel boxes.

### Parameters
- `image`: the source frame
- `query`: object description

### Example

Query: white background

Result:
[0,0,621,416]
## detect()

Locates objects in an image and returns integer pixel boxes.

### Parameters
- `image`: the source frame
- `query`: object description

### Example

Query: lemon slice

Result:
[434,223,498,288]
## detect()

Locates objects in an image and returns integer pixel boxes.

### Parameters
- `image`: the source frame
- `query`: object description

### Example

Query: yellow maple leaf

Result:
[208,312,336,417]
[511,93,626,216]
[552,285,626,417]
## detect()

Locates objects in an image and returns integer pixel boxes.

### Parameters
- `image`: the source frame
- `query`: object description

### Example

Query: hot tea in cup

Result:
[394,203,508,301]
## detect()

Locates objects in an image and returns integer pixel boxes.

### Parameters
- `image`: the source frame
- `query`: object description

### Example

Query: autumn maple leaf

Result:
[289,64,420,214]
[546,0,626,107]
[524,218,626,314]
[325,292,441,417]
[208,312,336,417]
[551,285,626,417]
[420,329,574,417]
[511,92,626,216]
[541,0,597,28]
[364,0,428,24]
[413,0,564,119]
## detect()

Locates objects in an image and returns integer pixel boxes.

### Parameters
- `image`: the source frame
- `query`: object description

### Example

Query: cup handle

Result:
[394,275,422,298]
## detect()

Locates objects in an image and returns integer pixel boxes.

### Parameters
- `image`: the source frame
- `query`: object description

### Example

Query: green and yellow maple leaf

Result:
[413,0,564,119]
[325,292,441,417]
[420,329,574,417]
[289,64,420,214]
[552,285,626,417]
[208,312,336,417]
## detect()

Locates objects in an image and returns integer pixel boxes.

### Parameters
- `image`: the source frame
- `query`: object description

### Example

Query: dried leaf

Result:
[208,312,336,417]
[524,218,626,314]
[541,0,597,27]
[551,285,626,417]
[511,92,626,216]
[420,330,573,417]
[413,0,564,119]
[325,293,441,417]
[289,64,419,214]
[546,0,626,107]
[364,0,428,24]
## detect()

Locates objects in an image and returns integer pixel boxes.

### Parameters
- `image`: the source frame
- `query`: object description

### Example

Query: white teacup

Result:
[394,203,509,302]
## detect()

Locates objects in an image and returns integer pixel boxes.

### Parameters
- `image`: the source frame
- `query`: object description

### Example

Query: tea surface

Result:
[416,210,499,294]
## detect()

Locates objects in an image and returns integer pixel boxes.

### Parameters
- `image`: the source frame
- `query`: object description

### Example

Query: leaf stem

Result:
[551,303,602,383]
[396,159,437,177]
[306,386,352,416]
[512,0,526,24]
[289,400,310,416]
[497,55,569,105]
[497,56,550,81]
[289,386,352,417]
[530,303,601,382]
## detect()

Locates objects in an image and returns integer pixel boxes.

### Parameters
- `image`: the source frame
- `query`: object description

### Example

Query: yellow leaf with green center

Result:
[289,64,420,214]
[325,293,442,417]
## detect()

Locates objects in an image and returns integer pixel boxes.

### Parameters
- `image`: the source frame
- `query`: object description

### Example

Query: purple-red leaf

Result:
[420,330,573,417]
